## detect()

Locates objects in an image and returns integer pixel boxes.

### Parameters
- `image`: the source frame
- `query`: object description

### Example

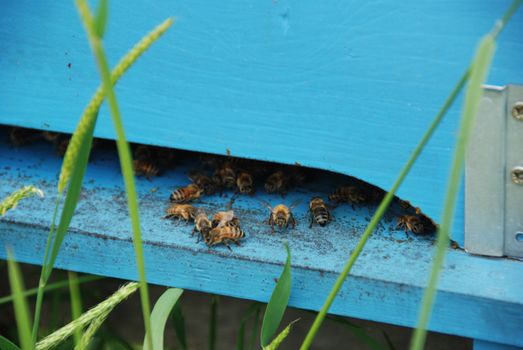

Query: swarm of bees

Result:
[6,126,437,249]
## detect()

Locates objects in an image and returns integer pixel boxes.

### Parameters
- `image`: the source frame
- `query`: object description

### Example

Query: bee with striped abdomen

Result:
[205,224,245,251]
[213,162,236,189]
[308,197,331,228]
[236,171,254,194]
[265,170,288,194]
[396,215,424,234]
[188,171,218,195]
[211,210,240,228]
[9,127,41,146]
[133,159,160,179]
[193,210,212,242]
[329,186,367,206]
[165,204,196,222]
[169,184,203,203]
[262,201,299,233]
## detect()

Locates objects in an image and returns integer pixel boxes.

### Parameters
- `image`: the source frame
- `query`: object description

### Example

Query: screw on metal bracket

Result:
[512,102,523,120]
[511,166,523,185]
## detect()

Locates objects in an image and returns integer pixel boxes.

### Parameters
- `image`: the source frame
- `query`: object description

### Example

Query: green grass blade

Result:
[0,186,44,216]
[299,71,470,350]
[68,272,83,346]
[74,3,173,348]
[0,336,22,350]
[143,288,183,350]
[382,330,396,350]
[75,308,111,350]
[171,302,187,350]
[0,275,102,306]
[36,282,138,350]
[7,250,34,350]
[260,244,292,347]
[327,316,388,350]
[94,0,108,38]
[209,295,219,350]
[235,302,261,350]
[262,319,299,350]
[248,307,261,350]
[409,34,496,350]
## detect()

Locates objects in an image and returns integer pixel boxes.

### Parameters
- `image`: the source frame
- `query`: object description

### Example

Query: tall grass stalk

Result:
[409,0,522,345]
[300,2,521,349]
[68,272,83,346]
[74,2,173,348]
[31,17,172,342]
[0,275,102,305]
[0,186,44,216]
[35,282,138,350]
[7,250,34,350]
[299,70,469,350]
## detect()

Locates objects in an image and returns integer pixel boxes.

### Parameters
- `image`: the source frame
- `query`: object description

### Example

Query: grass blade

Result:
[0,335,22,350]
[235,302,261,350]
[74,308,111,350]
[35,282,138,350]
[143,288,184,350]
[327,316,389,350]
[409,34,496,350]
[68,272,83,346]
[209,295,219,350]
[262,319,299,350]
[260,244,292,347]
[7,250,34,350]
[171,302,187,350]
[94,0,108,38]
[0,275,102,306]
[299,71,469,350]
[74,3,173,348]
[0,186,44,216]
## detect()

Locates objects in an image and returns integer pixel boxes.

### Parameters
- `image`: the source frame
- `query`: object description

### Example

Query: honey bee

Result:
[265,170,288,194]
[211,210,240,228]
[134,144,153,160]
[133,159,160,179]
[165,204,196,222]
[205,225,245,251]
[188,171,218,195]
[308,197,331,228]
[169,184,203,203]
[41,131,61,143]
[329,186,367,206]
[193,210,213,241]
[213,162,236,189]
[262,201,299,232]
[236,171,254,194]
[9,127,41,146]
[396,215,424,234]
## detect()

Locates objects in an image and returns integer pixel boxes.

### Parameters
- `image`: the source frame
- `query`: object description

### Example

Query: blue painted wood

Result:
[474,340,523,350]
[1,1,522,246]
[1,135,523,346]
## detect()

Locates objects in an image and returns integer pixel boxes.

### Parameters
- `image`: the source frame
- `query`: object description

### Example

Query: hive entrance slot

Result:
[1,125,437,252]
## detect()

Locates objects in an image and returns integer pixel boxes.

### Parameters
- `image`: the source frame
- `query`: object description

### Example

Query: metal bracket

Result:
[466,84,523,258]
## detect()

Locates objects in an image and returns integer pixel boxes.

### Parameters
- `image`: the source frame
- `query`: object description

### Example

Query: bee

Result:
[213,162,236,189]
[308,197,331,228]
[205,225,245,251]
[211,210,240,228]
[41,131,61,143]
[396,215,424,234]
[133,159,160,179]
[165,204,196,222]
[188,171,218,195]
[9,127,41,146]
[56,137,70,156]
[262,201,299,232]
[134,144,153,160]
[193,210,213,241]
[329,186,367,206]
[236,171,254,194]
[169,184,203,203]
[265,170,288,194]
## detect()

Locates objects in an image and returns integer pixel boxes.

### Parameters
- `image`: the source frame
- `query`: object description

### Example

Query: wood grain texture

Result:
[1,1,522,243]
[1,136,523,347]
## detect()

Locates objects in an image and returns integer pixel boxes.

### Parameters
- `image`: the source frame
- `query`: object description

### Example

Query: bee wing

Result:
[257,199,273,211]
[289,199,302,209]
[187,170,202,182]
